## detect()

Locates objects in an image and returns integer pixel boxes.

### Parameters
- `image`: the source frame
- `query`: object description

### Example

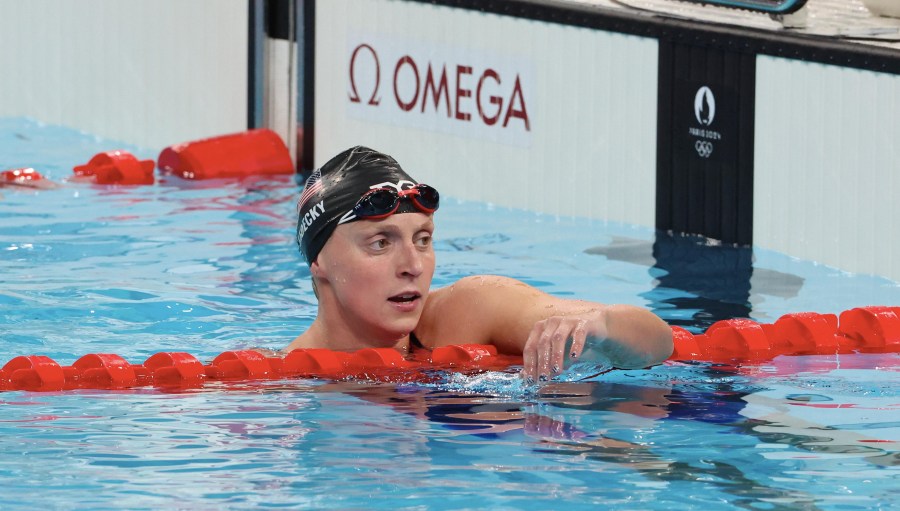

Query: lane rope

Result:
[2,306,897,392]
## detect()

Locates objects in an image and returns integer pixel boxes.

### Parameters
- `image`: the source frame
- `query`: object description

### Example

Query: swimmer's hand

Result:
[521,305,673,382]
[522,308,608,382]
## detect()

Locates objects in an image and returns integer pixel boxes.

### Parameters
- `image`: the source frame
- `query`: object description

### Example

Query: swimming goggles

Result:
[351,184,440,220]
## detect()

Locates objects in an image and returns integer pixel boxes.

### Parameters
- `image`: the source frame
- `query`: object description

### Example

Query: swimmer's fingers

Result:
[540,318,577,380]
[547,319,571,377]
[523,317,563,382]
[539,330,554,380]
[535,317,571,380]
[523,317,592,382]
[567,319,589,364]
[522,309,613,381]
[532,318,555,381]
[522,321,543,381]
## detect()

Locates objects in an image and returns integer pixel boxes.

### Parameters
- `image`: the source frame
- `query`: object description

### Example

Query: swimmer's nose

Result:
[397,241,424,277]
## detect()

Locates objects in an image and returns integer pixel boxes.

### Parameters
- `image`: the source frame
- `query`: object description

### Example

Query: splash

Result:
[418,360,614,400]
[424,370,535,399]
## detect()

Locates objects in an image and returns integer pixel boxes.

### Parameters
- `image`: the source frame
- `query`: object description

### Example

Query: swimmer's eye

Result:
[415,234,432,248]
[369,238,389,250]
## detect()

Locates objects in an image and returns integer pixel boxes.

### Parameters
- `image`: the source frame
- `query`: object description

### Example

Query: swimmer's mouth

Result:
[388,293,421,303]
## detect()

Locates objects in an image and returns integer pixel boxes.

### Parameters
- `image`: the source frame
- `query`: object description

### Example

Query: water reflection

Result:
[4,364,893,510]
[307,363,897,510]
[585,232,805,332]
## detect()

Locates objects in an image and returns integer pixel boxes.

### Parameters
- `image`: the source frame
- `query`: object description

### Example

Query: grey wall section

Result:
[312,0,659,229]
[754,56,900,282]
[0,0,248,150]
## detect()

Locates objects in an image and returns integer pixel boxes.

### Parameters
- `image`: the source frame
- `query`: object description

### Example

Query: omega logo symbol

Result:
[348,44,381,106]
[694,86,716,126]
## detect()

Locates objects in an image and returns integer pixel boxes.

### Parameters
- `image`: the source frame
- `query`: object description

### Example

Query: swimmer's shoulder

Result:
[416,275,537,348]
[429,275,541,302]
[424,275,517,309]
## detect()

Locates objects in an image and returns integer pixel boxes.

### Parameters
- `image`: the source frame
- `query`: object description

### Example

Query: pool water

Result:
[1,118,898,510]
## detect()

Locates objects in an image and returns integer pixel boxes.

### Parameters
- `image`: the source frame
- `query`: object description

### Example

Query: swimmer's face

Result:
[312,212,436,345]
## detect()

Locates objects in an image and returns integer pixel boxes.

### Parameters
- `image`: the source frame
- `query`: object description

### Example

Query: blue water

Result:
[1,118,898,510]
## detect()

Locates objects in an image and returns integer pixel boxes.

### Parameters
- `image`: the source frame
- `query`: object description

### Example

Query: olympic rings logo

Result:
[695,140,714,158]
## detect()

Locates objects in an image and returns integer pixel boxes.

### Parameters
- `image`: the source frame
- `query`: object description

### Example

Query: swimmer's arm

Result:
[424,275,673,379]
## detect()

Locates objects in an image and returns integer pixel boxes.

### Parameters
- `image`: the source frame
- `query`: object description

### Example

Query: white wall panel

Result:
[755,55,899,282]
[314,0,658,227]
[0,0,247,150]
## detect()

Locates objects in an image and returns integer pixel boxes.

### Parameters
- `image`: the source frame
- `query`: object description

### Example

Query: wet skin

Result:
[287,212,674,380]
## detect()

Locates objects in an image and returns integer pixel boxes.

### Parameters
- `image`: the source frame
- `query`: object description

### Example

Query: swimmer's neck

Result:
[285,320,412,354]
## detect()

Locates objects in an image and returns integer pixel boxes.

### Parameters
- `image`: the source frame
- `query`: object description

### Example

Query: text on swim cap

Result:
[298,200,325,239]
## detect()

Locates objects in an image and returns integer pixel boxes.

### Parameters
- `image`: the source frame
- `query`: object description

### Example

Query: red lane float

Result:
[73,150,155,185]
[0,344,514,392]
[206,350,276,380]
[143,352,206,386]
[2,167,46,184]
[1,307,898,393]
[67,129,293,186]
[838,306,900,352]
[669,306,900,363]
[157,129,293,179]
[282,349,350,377]
[73,353,138,388]
[0,356,67,392]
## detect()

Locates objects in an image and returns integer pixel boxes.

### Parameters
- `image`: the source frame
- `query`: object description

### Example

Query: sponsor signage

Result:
[344,36,534,146]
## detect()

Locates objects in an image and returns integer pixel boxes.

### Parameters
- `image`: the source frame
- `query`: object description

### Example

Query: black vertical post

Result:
[656,39,756,246]
[247,0,266,129]
[298,0,315,175]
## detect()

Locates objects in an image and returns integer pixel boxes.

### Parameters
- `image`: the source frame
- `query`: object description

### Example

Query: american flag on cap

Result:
[297,168,323,212]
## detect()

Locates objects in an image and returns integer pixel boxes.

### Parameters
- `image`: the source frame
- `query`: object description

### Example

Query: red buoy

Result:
[2,167,45,184]
[73,150,155,185]
[157,129,294,179]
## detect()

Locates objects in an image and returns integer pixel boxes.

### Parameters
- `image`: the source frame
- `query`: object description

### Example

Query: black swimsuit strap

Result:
[409,331,426,351]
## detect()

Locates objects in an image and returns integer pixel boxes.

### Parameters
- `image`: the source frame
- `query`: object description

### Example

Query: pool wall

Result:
[753,55,899,283]
[0,0,250,150]
[304,0,900,282]
[1,0,897,283]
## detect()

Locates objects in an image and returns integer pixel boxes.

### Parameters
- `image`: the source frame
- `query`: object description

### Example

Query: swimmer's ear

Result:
[309,260,323,299]
[310,255,334,284]
[310,259,327,280]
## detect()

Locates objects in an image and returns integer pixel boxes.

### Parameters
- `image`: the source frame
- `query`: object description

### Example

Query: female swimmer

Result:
[286,146,673,381]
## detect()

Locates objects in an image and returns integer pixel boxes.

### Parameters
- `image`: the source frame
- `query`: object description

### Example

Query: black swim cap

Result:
[296,146,425,264]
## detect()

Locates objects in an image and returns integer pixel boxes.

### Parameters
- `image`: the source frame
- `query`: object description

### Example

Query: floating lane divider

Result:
[67,128,294,186]
[0,344,518,393]
[2,306,898,393]
[669,306,900,362]
[156,128,294,180]
[73,150,156,185]
[1,167,47,185]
